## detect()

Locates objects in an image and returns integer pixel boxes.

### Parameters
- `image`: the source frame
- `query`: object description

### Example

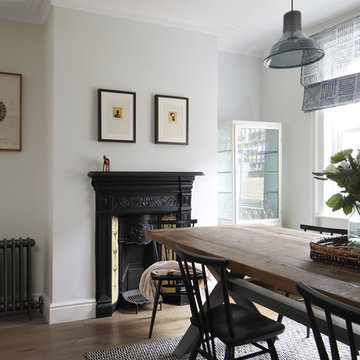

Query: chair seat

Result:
[191,303,285,345]
[150,272,184,281]
[150,270,203,282]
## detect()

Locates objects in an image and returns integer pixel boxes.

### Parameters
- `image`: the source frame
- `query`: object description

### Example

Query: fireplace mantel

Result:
[88,171,204,317]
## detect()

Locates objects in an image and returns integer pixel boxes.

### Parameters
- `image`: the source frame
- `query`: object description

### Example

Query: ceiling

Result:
[1,0,360,57]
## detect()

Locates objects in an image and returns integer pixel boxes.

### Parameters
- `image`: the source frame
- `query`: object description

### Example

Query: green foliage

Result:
[313,149,360,215]
[330,149,353,164]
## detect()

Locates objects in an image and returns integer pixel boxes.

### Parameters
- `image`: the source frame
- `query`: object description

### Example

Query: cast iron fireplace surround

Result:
[88,171,203,318]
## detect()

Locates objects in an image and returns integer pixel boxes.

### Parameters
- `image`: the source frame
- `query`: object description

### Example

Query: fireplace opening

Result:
[117,214,156,308]
[116,213,183,311]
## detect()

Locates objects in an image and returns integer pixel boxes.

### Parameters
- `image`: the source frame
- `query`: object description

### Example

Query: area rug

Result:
[83,318,350,360]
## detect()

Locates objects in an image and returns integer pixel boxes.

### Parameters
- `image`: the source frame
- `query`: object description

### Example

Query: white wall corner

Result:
[41,293,51,323]
[39,0,52,24]
[42,294,96,324]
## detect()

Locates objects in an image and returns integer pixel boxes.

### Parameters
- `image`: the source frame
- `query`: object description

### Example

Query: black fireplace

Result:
[88,171,203,318]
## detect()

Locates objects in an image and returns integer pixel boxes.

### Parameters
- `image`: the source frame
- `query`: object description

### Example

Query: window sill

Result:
[314,213,348,229]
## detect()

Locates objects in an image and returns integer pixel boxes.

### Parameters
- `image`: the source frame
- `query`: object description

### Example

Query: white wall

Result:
[218,52,263,123]
[47,7,218,323]
[0,20,47,297]
[261,67,315,229]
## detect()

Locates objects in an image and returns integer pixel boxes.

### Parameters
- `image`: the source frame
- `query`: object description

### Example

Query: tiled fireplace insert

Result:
[88,171,203,318]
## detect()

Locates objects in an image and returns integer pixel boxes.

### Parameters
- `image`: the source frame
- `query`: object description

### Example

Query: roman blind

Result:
[301,15,360,112]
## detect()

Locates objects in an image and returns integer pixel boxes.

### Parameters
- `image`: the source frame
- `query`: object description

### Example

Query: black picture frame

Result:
[155,94,189,145]
[98,89,136,143]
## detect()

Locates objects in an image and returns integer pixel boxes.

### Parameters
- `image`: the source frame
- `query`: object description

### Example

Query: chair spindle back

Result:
[173,244,234,358]
[148,219,197,261]
[297,282,360,360]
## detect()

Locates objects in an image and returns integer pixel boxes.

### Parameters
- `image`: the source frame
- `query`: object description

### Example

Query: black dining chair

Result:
[147,218,198,338]
[297,282,360,360]
[295,224,348,338]
[300,224,347,235]
[173,243,285,360]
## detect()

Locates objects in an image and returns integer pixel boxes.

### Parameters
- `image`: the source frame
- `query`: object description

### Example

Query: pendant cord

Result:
[291,0,293,11]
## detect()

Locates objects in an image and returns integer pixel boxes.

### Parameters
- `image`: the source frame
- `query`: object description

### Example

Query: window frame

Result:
[313,109,354,229]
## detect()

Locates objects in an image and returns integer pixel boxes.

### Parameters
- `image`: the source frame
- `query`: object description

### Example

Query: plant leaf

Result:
[331,149,353,164]
[343,196,354,215]
[326,193,343,212]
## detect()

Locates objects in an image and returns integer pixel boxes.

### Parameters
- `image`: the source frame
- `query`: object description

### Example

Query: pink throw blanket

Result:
[139,260,215,303]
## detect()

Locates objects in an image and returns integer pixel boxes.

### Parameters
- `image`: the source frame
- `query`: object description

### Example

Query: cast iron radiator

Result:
[0,237,36,318]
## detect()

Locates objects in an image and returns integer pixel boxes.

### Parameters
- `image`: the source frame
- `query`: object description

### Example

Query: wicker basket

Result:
[310,235,360,270]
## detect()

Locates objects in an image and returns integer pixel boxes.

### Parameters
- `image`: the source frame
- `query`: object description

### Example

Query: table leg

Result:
[228,287,260,313]
[173,325,200,359]
[172,282,225,358]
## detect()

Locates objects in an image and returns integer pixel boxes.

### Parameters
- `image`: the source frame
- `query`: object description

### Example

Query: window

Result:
[317,102,360,217]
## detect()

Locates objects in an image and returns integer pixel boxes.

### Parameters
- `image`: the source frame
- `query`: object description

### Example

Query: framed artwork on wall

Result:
[98,89,136,143]
[0,72,22,151]
[155,94,189,145]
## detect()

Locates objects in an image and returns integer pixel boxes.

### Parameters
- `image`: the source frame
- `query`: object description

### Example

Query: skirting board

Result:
[42,294,96,324]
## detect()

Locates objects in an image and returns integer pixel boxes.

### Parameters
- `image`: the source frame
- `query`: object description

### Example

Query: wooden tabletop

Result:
[147,224,360,309]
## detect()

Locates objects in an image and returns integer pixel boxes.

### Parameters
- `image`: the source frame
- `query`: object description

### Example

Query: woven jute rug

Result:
[83,318,351,360]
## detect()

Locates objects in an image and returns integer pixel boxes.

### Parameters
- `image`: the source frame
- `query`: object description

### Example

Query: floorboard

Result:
[0,303,275,360]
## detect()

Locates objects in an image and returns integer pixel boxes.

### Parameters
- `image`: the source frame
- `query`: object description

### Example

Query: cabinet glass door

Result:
[234,125,280,223]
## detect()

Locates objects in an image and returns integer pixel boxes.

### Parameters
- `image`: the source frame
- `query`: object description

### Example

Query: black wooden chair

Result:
[297,282,360,360]
[300,224,347,235]
[147,218,197,338]
[291,225,348,338]
[173,243,285,360]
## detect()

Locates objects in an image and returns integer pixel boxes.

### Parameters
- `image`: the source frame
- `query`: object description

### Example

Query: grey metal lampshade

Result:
[264,10,324,69]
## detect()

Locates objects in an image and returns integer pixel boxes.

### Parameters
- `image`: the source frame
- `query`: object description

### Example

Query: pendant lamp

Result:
[264,0,324,69]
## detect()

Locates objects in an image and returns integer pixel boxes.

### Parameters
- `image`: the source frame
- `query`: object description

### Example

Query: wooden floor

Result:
[0,303,275,360]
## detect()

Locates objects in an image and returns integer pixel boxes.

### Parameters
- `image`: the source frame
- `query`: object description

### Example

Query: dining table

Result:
[147,224,360,358]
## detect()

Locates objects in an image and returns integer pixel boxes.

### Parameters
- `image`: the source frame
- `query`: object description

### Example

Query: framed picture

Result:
[98,89,136,143]
[0,72,22,151]
[155,95,189,145]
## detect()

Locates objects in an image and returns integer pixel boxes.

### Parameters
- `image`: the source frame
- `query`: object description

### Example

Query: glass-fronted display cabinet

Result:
[218,121,282,225]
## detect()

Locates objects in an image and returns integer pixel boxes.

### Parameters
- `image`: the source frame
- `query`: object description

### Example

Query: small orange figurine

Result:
[103,155,110,172]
